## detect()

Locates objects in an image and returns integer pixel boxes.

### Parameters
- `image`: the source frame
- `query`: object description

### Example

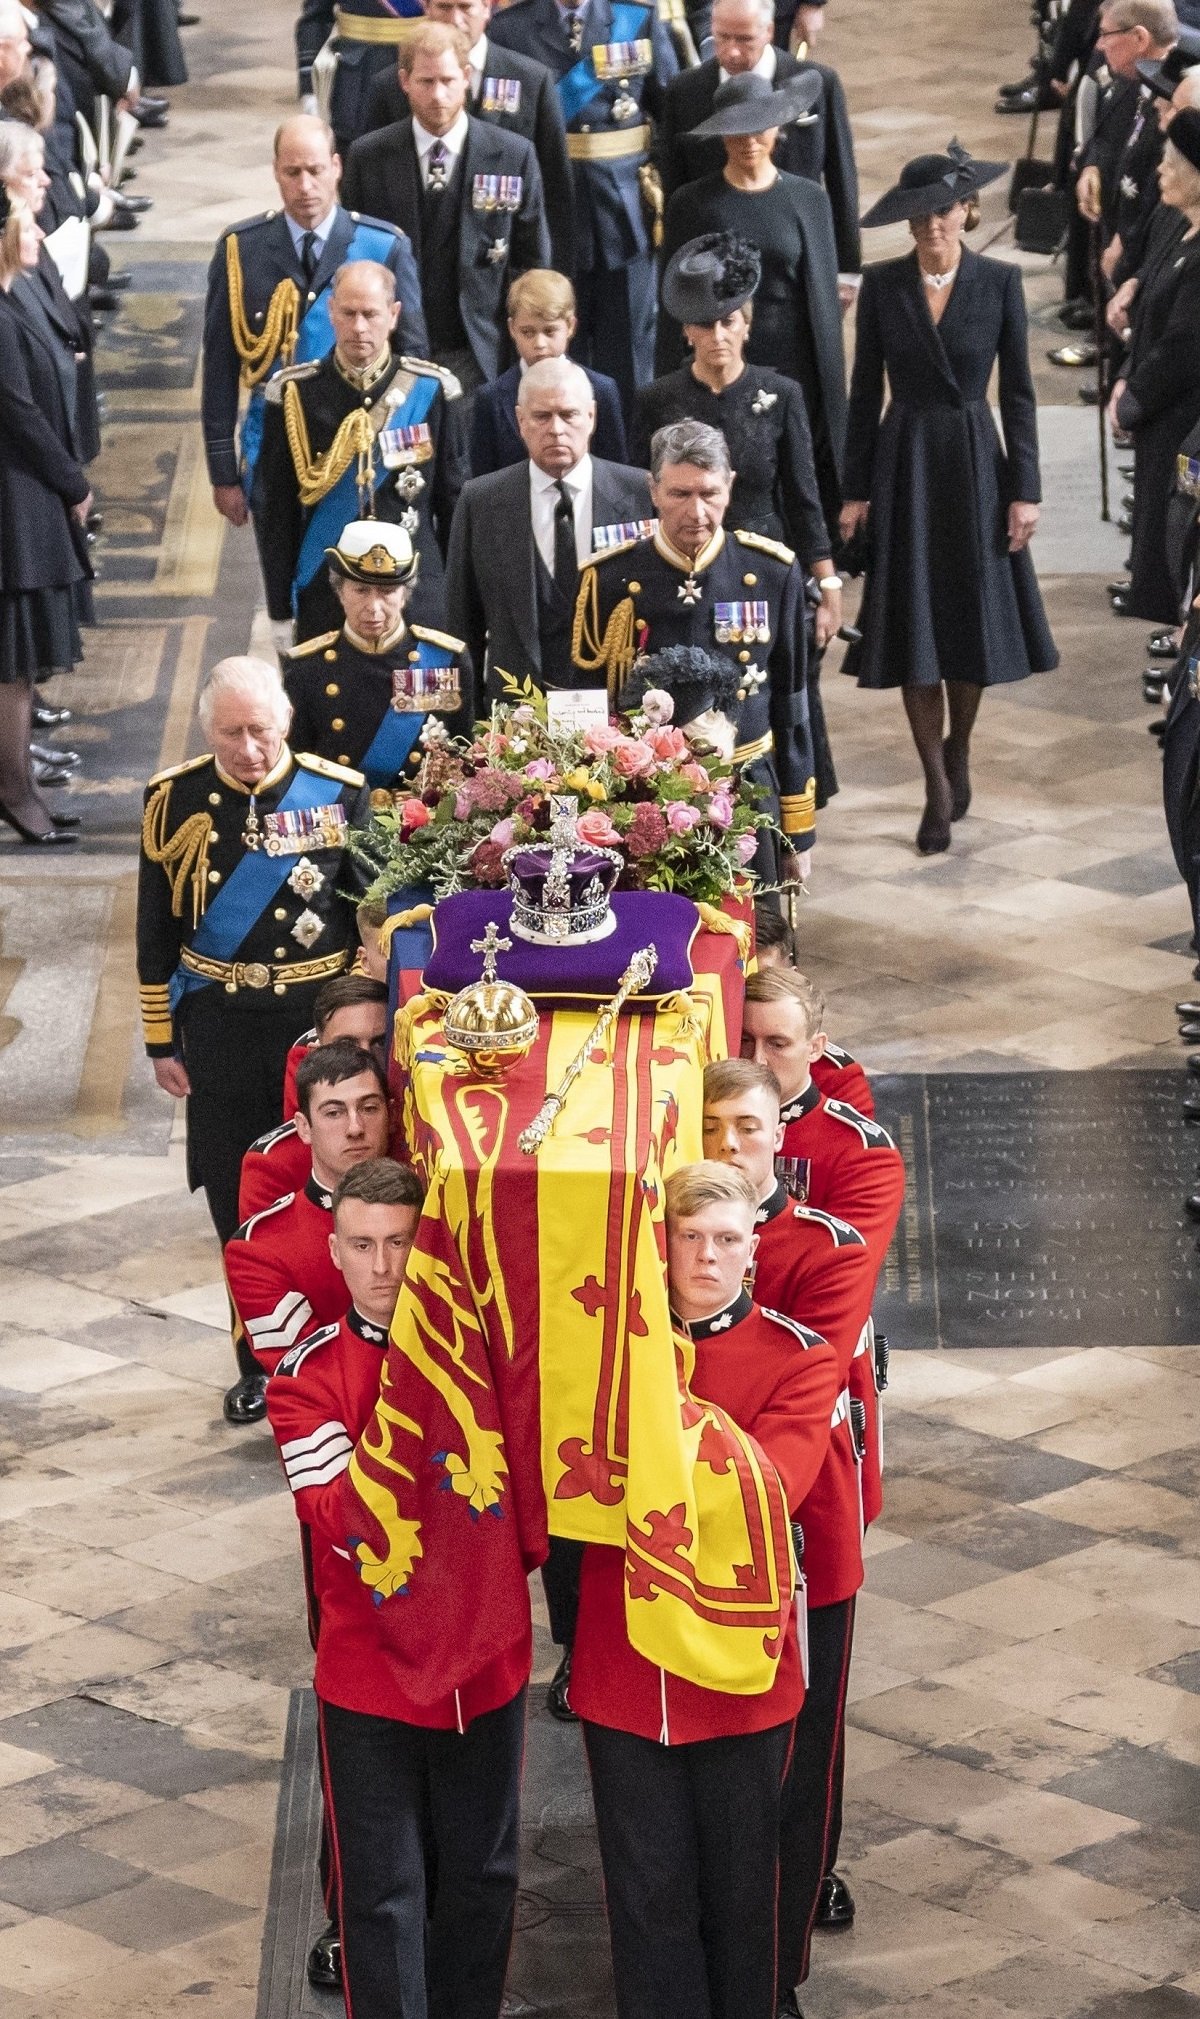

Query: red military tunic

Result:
[570,1294,840,1745]
[225,1177,348,1373]
[753,1186,874,1608]
[266,1307,529,1725]
[811,1040,873,1119]
[281,1026,317,1121]
[239,1118,312,1222]
[778,1085,905,1525]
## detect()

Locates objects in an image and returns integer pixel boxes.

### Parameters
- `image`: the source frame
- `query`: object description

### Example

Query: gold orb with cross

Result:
[442,920,539,1077]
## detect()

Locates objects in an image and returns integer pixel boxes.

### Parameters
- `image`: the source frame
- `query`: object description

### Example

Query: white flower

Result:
[639,687,674,725]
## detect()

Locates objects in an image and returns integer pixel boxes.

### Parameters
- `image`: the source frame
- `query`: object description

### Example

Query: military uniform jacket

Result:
[283,620,474,786]
[239,1118,311,1224]
[779,1084,906,1527]
[486,0,679,272]
[811,1041,872,1119]
[655,52,860,273]
[295,0,421,149]
[267,1306,531,1724]
[572,525,817,842]
[753,1185,873,1607]
[202,206,428,492]
[363,39,575,276]
[136,747,368,1059]
[340,116,551,385]
[255,347,463,638]
[571,1294,839,1743]
[226,1176,348,1373]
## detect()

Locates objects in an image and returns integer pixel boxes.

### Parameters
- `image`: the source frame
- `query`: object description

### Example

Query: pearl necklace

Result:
[921,260,960,291]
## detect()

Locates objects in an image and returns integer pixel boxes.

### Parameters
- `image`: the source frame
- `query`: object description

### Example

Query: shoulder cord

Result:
[225,235,300,389]
[141,781,213,927]
[570,568,638,701]
[283,379,377,507]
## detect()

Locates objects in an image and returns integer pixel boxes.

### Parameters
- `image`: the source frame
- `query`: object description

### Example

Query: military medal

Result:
[291,909,325,950]
[391,662,463,714]
[1178,453,1200,499]
[472,173,523,212]
[261,802,348,857]
[393,467,426,502]
[380,421,433,469]
[714,600,770,644]
[480,76,521,116]
[592,518,657,550]
[287,855,326,900]
[1189,656,1200,702]
[677,572,702,605]
[486,237,510,265]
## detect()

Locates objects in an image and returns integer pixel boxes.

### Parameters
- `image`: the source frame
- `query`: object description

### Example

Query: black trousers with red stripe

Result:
[776,1596,856,1993]
[583,1716,793,2019]
[319,1688,525,2019]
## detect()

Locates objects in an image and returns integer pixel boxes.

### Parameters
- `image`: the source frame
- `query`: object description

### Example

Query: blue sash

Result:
[557,3,651,125]
[168,766,345,1012]
[293,370,443,606]
[239,222,403,494]
[360,633,461,785]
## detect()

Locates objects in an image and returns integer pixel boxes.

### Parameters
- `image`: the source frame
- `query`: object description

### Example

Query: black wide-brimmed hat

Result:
[859,139,1006,228]
[1138,27,1200,99]
[689,68,822,140]
[661,231,762,327]
[1169,105,1200,171]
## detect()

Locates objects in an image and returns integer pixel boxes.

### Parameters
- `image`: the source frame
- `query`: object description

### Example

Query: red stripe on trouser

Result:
[799,1599,856,1985]
[316,1697,352,2019]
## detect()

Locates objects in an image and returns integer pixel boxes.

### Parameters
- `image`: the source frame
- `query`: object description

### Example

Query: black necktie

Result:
[553,480,577,598]
[300,229,317,283]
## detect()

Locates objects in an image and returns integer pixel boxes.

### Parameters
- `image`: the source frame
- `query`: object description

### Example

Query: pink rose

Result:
[401,798,431,831]
[583,722,624,756]
[490,817,515,847]
[736,832,759,865]
[523,758,554,781]
[680,763,710,789]
[639,688,674,725]
[665,801,701,837]
[577,808,621,847]
[611,737,656,779]
[645,725,689,764]
[707,792,734,830]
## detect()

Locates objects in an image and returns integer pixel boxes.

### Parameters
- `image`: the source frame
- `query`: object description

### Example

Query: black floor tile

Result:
[0,1696,273,1797]
[926,1506,1101,1573]
[1145,1651,1200,1695]
[1084,1990,1200,2019]
[1060,1822,1200,1909]
[0,1838,143,1913]
[1048,1742,1200,1835]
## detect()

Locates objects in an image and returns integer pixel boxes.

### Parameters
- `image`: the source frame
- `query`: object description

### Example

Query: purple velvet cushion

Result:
[423,890,700,1002]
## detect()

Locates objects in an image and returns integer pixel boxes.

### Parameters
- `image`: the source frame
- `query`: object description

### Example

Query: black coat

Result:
[655,52,860,273]
[17,252,100,466]
[340,116,550,385]
[470,362,628,477]
[35,0,134,121]
[657,169,846,524]
[0,290,90,596]
[1166,415,1200,609]
[843,250,1057,690]
[633,363,828,567]
[1117,227,1200,623]
[362,40,574,276]
[111,0,187,88]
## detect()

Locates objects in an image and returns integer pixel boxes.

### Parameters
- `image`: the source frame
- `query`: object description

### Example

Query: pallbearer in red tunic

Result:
[226,1042,390,1396]
[265,1158,527,2019]
[244,974,389,1217]
[703,1059,880,2016]
[751,904,874,1115]
[571,1162,839,2019]
[741,968,905,1958]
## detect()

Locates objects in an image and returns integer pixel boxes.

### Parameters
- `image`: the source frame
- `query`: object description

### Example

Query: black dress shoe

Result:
[997,84,1058,113]
[86,511,103,533]
[1149,718,1166,741]
[1107,581,1131,598]
[1143,669,1167,704]
[103,270,133,290]
[998,71,1039,97]
[1185,1191,1200,1218]
[99,210,141,234]
[1184,1092,1200,1122]
[1187,1054,1200,1076]
[50,811,82,829]
[30,743,80,767]
[777,1994,804,2019]
[1059,304,1094,332]
[1175,1001,1200,1017]
[1179,1022,1200,1042]
[1078,383,1100,405]
[1049,341,1097,368]
[223,1373,267,1424]
[32,763,73,787]
[1149,629,1180,658]
[138,92,170,113]
[816,1871,856,1930]
[916,806,951,854]
[1118,511,1134,536]
[307,1922,341,1990]
[132,105,168,129]
[178,8,200,20]
[0,803,79,844]
[33,701,71,727]
[88,288,124,311]
[113,192,153,214]
[547,1650,577,1721]
[1110,589,1135,616]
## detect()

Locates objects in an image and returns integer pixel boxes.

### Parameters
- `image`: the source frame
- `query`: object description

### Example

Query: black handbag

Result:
[1014,185,1071,252]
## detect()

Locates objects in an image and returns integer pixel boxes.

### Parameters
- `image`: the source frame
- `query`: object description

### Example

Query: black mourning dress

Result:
[1116,227,1200,625]
[842,248,1057,690]
[0,288,92,682]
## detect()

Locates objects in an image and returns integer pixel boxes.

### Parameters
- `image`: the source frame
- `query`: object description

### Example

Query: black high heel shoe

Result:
[0,803,80,844]
[51,811,82,829]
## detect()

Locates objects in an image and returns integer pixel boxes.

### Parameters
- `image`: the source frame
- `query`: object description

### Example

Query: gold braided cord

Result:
[225,235,300,388]
[570,569,638,701]
[695,902,751,964]
[141,781,213,928]
[283,380,377,506]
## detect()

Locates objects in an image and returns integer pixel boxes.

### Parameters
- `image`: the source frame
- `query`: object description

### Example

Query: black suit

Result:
[341,117,551,386]
[363,40,574,275]
[469,362,628,477]
[656,53,860,273]
[446,455,653,703]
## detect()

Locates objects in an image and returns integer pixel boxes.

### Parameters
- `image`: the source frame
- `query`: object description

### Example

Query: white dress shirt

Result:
[717,46,776,85]
[413,111,470,188]
[530,456,594,575]
[468,32,488,100]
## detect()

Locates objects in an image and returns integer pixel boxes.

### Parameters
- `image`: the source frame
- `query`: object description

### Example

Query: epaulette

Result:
[232,1192,297,1243]
[277,1320,339,1377]
[792,1205,866,1249]
[347,211,401,234]
[224,210,274,238]
[264,359,321,403]
[585,538,638,563]
[248,1118,300,1156]
[823,1040,857,1067]
[399,355,463,399]
[284,630,341,661]
[295,751,366,785]
[761,1307,827,1350]
[735,528,796,567]
[824,1099,896,1150]
[411,623,467,653]
[147,752,212,787]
